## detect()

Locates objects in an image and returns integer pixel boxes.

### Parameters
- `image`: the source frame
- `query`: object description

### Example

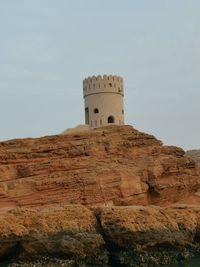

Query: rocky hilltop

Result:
[0,125,200,266]
[0,125,199,211]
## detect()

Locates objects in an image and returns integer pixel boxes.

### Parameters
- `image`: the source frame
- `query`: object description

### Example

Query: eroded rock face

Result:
[96,205,200,266]
[0,205,108,266]
[0,125,199,210]
[1,205,200,267]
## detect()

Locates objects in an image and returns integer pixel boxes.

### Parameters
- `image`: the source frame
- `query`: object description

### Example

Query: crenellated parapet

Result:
[83,74,125,128]
[83,75,124,98]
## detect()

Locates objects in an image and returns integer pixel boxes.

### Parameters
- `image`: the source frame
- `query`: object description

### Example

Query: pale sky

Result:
[0,0,199,150]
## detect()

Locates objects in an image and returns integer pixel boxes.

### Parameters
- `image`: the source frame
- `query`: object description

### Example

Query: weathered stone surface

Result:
[0,125,199,210]
[1,205,200,266]
[0,205,108,266]
[96,205,200,266]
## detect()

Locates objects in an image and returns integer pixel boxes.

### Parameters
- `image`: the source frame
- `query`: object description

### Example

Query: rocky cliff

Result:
[1,125,200,266]
[1,205,200,267]
[0,125,199,211]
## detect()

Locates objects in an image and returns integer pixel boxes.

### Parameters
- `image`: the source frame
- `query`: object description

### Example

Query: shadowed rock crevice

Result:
[94,209,121,267]
[0,242,22,263]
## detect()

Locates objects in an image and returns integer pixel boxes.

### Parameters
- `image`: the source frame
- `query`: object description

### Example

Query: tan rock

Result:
[1,205,200,266]
[0,205,108,265]
[96,205,200,266]
[0,125,199,210]
[61,124,92,135]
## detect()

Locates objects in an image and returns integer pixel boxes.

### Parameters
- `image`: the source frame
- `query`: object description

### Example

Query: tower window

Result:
[94,108,99,114]
[122,109,124,114]
[109,83,112,87]
[108,116,115,124]
[100,119,102,125]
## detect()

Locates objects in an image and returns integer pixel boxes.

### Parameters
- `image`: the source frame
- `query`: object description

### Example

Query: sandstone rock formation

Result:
[0,205,108,266]
[0,125,200,266]
[0,125,199,211]
[97,205,200,266]
[1,205,200,266]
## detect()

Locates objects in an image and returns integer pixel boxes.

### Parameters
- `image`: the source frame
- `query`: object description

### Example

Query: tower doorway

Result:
[108,116,115,124]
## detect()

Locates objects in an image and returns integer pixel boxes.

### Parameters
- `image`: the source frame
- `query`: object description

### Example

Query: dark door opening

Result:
[108,116,115,124]
[85,107,89,124]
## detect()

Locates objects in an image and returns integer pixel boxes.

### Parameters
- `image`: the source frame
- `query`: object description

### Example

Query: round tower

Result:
[83,75,124,128]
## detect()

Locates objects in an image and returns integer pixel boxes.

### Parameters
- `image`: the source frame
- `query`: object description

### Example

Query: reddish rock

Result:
[0,125,199,210]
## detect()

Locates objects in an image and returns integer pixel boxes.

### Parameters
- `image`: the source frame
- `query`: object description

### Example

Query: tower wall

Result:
[83,75,124,128]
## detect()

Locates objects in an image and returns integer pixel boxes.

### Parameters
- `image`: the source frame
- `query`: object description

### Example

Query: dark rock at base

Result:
[0,206,109,267]
[96,205,200,266]
[1,205,200,266]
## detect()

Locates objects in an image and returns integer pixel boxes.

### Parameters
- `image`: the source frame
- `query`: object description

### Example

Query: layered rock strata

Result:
[0,125,199,210]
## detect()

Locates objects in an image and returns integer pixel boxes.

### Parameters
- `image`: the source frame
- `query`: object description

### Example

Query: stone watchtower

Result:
[83,75,124,128]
